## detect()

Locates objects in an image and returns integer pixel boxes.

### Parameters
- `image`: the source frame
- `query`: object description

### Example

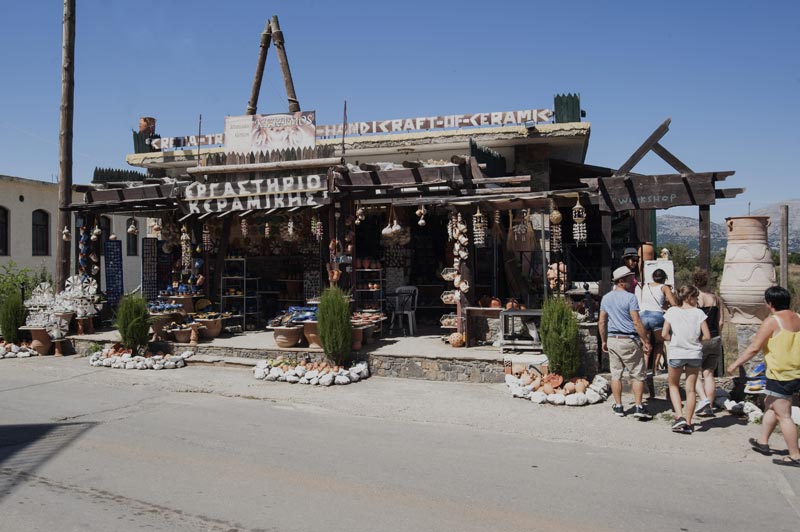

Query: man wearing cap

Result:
[621,247,641,294]
[599,265,653,419]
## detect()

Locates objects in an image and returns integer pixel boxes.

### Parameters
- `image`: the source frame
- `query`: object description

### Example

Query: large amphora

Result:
[719,216,775,324]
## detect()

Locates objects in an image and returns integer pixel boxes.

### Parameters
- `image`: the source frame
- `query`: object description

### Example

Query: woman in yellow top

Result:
[728,286,800,467]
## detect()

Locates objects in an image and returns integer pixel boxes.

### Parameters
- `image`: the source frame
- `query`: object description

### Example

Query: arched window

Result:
[126,218,138,256]
[98,216,111,256]
[32,209,50,256]
[0,206,8,256]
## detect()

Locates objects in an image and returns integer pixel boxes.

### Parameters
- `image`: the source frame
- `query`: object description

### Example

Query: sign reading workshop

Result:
[183,175,329,214]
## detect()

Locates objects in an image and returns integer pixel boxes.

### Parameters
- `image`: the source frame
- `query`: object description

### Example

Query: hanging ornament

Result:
[202,225,211,249]
[151,221,162,237]
[356,206,366,225]
[416,205,427,227]
[287,217,294,237]
[447,213,456,241]
[473,207,487,247]
[62,226,72,242]
[494,210,501,226]
[264,222,271,239]
[549,202,563,254]
[571,193,587,245]
[109,233,118,241]
[240,218,249,239]
[180,225,192,270]
[92,225,102,237]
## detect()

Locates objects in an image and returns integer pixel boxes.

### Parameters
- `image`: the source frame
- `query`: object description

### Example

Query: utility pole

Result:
[780,204,789,288]
[56,0,76,291]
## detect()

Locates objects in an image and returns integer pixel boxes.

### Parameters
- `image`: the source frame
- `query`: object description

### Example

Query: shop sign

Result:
[224,111,316,155]
[150,107,553,150]
[183,175,328,214]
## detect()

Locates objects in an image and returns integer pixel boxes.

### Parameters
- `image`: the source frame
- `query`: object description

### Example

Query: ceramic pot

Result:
[303,321,322,349]
[351,327,364,351]
[172,328,192,343]
[198,318,222,339]
[29,328,52,356]
[273,325,303,348]
[719,216,775,324]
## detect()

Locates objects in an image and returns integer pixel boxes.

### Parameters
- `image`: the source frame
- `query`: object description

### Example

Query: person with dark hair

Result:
[692,268,725,418]
[662,285,711,434]
[635,268,678,387]
[728,286,800,467]
[621,247,641,294]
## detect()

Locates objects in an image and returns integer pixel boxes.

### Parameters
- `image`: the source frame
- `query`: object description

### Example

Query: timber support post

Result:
[56,0,76,291]
[271,15,301,113]
[699,205,711,275]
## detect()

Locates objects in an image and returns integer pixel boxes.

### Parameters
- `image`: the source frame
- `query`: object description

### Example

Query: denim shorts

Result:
[640,311,664,331]
[764,378,800,399]
[668,358,702,369]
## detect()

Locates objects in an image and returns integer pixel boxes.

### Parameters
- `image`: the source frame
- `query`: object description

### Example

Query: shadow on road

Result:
[0,422,97,503]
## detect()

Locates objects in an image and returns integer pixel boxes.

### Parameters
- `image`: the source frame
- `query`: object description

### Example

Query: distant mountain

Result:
[751,200,800,251]
[656,200,800,253]
[656,214,727,253]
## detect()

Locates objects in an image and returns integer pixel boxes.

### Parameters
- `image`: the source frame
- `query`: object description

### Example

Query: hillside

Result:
[655,214,727,252]
[656,200,800,253]
[751,200,800,251]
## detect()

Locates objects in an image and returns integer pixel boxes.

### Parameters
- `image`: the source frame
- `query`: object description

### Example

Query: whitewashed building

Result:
[0,174,144,294]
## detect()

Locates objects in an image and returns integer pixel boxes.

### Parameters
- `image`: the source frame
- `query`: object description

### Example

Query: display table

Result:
[19,326,51,355]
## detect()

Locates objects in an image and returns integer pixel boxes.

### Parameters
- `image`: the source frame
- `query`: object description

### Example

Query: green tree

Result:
[0,293,26,344]
[664,243,697,288]
[540,297,580,378]
[318,287,352,365]
[114,295,151,355]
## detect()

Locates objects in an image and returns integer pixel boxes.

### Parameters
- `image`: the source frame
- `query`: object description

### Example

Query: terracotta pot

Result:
[29,328,52,356]
[172,328,192,343]
[641,242,655,261]
[362,325,375,345]
[490,297,502,308]
[198,318,222,339]
[351,327,364,351]
[303,321,322,349]
[355,258,362,269]
[720,216,775,324]
[273,325,302,348]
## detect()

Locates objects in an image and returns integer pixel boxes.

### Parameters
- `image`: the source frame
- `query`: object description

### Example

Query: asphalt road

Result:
[1,357,798,532]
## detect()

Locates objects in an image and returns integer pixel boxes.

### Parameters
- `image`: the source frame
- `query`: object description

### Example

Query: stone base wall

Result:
[369,354,506,383]
[578,323,599,377]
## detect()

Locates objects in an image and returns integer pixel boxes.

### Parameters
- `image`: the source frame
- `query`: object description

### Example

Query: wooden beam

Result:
[600,212,612,296]
[715,187,745,199]
[341,165,469,187]
[651,142,693,174]
[613,118,671,176]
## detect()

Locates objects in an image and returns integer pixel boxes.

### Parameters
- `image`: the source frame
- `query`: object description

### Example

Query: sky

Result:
[1,1,798,223]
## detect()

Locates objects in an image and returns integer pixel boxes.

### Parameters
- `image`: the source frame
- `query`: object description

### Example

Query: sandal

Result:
[749,437,772,456]
[772,457,800,468]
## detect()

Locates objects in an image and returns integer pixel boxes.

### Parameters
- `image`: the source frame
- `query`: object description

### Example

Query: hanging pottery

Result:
[416,205,427,226]
[572,193,587,245]
[92,225,102,237]
[180,225,192,269]
[473,207,487,247]
[127,221,138,235]
[62,226,72,242]
[263,223,271,239]
[108,233,118,241]
[549,202,563,254]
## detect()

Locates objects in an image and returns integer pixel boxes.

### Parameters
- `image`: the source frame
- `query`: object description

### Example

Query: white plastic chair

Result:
[389,286,418,336]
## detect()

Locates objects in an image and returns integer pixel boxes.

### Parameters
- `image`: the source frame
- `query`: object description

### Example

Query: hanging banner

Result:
[141,238,158,301]
[103,240,124,306]
[224,111,316,155]
[182,175,329,214]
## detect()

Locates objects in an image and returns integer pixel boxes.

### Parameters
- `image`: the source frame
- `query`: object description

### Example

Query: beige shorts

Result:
[608,336,646,381]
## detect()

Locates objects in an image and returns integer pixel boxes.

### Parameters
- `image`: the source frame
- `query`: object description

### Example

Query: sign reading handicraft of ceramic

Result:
[183,175,329,214]
[224,111,316,156]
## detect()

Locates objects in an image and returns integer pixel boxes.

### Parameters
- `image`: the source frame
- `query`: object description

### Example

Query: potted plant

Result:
[317,287,352,365]
[540,296,580,379]
[114,294,151,356]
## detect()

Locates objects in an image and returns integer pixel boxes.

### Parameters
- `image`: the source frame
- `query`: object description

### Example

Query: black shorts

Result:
[765,378,800,399]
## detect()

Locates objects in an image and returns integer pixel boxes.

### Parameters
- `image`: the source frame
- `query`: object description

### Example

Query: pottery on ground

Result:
[198,318,222,339]
[351,327,364,351]
[273,325,303,348]
[719,216,775,324]
[28,328,52,355]
[302,321,322,349]
[171,328,192,343]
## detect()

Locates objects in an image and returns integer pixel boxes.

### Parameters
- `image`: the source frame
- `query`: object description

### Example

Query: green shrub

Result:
[540,296,580,378]
[114,295,151,355]
[317,287,352,365]
[0,293,26,344]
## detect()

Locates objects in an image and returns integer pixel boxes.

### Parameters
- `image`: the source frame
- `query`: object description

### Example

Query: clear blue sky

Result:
[1,1,797,222]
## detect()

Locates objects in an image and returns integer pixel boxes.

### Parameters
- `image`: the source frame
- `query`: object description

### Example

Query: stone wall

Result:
[368,354,506,383]
[578,323,599,376]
